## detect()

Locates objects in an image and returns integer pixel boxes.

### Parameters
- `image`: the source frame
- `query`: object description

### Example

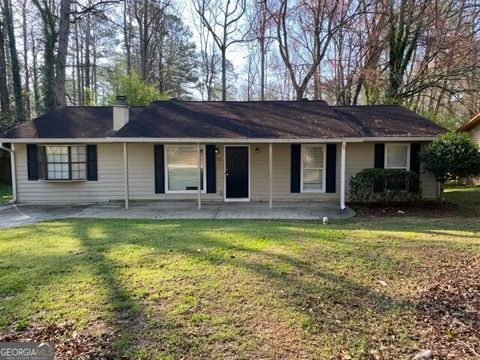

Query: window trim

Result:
[300,144,326,193]
[39,144,88,181]
[385,143,411,170]
[164,144,207,194]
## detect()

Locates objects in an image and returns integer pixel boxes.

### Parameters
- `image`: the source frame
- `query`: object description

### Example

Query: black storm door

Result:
[225,146,249,199]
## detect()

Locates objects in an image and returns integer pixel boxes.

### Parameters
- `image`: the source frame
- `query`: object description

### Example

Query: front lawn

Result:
[444,185,480,217]
[0,217,479,359]
[0,184,12,202]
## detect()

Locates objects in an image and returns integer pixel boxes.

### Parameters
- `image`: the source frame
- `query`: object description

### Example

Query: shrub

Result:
[422,132,480,184]
[350,168,421,203]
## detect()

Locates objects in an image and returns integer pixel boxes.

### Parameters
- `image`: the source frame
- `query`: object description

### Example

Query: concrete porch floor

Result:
[0,201,355,228]
[74,201,356,220]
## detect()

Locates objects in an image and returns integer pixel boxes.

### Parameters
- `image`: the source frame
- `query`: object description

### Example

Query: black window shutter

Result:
[325,144,337,193]
[86,145,98,181]
[154,144,165,193]
[291,144,301,193]
[27,144,39,180]
[410,143,421,174]
[206,144,216,193]
[374,143,385,168]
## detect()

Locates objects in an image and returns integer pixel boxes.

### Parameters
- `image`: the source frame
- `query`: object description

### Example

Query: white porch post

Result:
[340,141,346,210]
[123,142,129,209]
[269,143,273,209]
[197,143,201,210]
[10,144,17,202]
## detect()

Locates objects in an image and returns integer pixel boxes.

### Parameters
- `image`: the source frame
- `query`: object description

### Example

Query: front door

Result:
[225,146,249,200]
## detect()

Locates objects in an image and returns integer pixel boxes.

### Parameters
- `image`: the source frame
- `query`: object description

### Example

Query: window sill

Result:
[38,179,87,183]
[165,190,207,194]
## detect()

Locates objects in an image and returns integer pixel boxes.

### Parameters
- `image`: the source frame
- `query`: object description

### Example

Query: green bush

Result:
[422,132,480,184]
[350,168,421,203]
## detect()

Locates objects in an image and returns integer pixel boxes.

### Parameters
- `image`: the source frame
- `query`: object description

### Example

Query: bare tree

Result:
[271,0,357,100]
[193,0,246,101]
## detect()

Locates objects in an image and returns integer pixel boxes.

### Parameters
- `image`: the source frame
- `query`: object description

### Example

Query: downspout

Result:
[0,142,16,203]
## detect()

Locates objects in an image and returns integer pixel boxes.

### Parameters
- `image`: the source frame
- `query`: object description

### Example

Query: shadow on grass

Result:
[69,219,422,357]
[2,218,478,358]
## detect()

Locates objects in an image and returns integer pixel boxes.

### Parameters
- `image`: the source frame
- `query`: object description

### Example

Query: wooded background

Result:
[0,0,479,132]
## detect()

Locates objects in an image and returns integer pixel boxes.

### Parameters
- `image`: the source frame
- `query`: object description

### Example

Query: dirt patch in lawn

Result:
[0,321,116,360]
[414,255,480,359]
[350,201,458,217]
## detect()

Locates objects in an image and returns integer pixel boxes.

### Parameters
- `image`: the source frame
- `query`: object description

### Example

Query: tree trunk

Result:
[55,0,72,109]
[74,21,82,105]
[221,47,226,101]
[31,29,41,115]
[123,0,131,74]
[259,0,267,101]
[313,67,320,100]
[3,0,25,123]
[0,20,10,125]
[85,16,91,104]
[22,0,31,120]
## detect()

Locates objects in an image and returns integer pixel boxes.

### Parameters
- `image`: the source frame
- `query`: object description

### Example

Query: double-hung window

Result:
[39,145,87,180]
[385,144,410,170]
[301,144,326,192]
[165,145,205,192]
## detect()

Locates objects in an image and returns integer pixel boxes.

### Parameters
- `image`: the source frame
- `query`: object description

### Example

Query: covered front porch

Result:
[122,141,349,210]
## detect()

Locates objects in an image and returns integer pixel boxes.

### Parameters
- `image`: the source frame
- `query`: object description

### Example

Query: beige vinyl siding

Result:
[248,143,339,201]
[345,143,374,197]
[344,142,439,200]
[419,143,440,199]
[14,141,440,204]
[15,143,124,204]
[127,143,223,201]
[469,123,480,145]
[467,124,480,185]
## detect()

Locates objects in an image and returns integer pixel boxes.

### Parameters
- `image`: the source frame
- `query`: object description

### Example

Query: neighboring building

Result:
[458,112,480,144]
[0,99,445,209]
[457,112,480,185]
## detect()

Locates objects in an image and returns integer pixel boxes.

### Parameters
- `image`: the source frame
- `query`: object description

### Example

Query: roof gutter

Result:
[0,136,440,144]
[0,142,16,203]
[457,113,480,132]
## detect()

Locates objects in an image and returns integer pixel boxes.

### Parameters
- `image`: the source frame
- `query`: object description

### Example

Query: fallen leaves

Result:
[0,321,117,360]
[414,255,480,359]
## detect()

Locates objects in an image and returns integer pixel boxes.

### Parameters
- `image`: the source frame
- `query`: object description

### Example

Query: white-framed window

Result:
[385,143,410,170]
[39,145,87,180]
[301,144,326,192]
[165,145,206,193]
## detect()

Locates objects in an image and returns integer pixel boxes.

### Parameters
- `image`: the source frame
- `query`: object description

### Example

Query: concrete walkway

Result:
[0,201,355,228]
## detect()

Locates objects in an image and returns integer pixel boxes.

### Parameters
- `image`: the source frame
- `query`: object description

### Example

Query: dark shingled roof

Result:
[1,106,146,139]
[0,100,446,140]
[332,105,446,137]
[115,100,359,139]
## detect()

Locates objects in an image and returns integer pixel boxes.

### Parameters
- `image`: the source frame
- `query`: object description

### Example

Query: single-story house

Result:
[457,112,480,184]
[0,99,445,209]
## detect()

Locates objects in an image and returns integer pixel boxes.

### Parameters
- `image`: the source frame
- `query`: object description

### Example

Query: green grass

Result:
[444,185,480,216]
[0,184,12,202]
[0,215,479,359]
